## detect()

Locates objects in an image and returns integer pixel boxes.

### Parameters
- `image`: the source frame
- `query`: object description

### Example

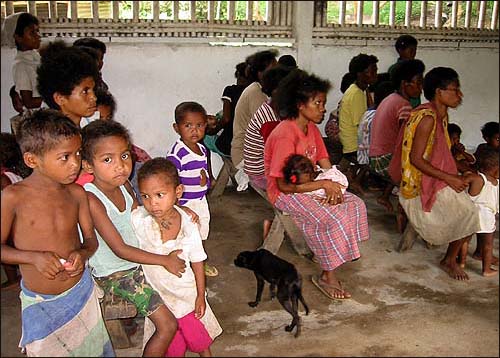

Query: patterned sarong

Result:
[275,192,370,271]
[19,268,114,357]
[369,153,392,180]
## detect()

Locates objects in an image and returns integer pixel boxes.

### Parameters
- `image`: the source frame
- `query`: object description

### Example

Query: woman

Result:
[264,69,370,299]
[394,67,480,281]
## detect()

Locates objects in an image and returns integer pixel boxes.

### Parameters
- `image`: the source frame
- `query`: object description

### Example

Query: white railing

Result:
[0,1,498,43]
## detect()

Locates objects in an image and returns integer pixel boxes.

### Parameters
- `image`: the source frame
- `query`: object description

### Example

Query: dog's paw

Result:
[248,301,259,307]
[285,325,293,332]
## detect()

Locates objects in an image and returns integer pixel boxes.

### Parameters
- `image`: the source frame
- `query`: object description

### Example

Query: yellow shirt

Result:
[339,83,367,153]
[400,108,451,199]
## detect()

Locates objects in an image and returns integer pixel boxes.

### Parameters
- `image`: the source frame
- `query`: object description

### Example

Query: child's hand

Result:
[194,295,206,319]
[200,169,208,187]
[179,206,200,224]
[64,250,85,277]
[33,251,65,280]
[163,250,186,278]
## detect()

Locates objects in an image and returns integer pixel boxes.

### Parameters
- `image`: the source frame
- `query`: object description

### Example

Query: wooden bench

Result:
[99,289,138,349]
[209,155,237,198]
[250,183,313,258]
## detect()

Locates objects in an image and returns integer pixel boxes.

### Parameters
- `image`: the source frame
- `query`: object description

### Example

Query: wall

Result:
[1,40,498,157]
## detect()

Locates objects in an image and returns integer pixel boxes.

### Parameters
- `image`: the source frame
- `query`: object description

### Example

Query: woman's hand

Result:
[321,180,344,205]
[445,174,468,193]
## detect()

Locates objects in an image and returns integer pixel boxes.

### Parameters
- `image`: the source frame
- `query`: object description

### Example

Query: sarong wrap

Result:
[19,268,115,357]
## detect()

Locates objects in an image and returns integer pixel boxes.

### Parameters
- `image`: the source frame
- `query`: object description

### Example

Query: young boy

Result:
[0,109,114,356]
[37,40,99,127]
[80,120,184,357]
[167,102,218,277]
[388,34,421,108]
[474,121,500,159]
[447,123,476,173]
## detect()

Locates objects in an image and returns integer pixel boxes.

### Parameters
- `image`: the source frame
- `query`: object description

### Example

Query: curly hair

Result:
[274,69,331,119]
[395,34,418,51]
[261,65,292,97]
[423,67,459,101]
[96,89,117,119]
[245,49,279,82]
[476,145,499,172]
[348,53,379,75]
[390,59,425,88]
[282,154,315,184]
[80,120,131,163]
[138,157,180,187]
[73,37,107,54]
[481,121,499,139]
[37,40,99,109]
[16,109,80,156]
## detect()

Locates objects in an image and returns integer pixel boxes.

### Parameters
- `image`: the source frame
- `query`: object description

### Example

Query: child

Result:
[0,110,113,356]
[460,147,499,276]
[37,40,99,126]
[73,37,109,93]
[388,34,421,108]
[132,158,222,357]
[0,132,32,290]
[80,119,185,357]
[447,123,476,173]
[474,121,500,159]
[2,12,43,114]
[282,154,348,198]
[167,102,218,277]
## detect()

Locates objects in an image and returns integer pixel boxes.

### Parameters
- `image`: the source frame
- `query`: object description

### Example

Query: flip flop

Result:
[311,275,351,300]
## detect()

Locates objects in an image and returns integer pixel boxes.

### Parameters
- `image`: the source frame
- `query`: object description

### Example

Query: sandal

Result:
[311,275,351,300]
[204,263,219,277]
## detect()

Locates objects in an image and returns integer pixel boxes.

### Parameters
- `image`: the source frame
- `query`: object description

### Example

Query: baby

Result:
[282,154,348,198]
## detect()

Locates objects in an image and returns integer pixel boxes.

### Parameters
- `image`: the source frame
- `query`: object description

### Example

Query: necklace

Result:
[159,219,172,231]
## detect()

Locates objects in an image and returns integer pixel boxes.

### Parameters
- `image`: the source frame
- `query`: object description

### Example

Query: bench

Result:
[209,155,237,198]
[99,289,138,349]
[250,183,313,258]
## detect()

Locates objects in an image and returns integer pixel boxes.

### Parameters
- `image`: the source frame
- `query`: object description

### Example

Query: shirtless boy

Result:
[1,109,113,357]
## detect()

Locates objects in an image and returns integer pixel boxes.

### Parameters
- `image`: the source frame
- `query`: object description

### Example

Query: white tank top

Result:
[470,172,499,214]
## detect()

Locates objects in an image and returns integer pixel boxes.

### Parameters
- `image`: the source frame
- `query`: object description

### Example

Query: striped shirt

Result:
[243,101,280,177]
[166,139,210,205]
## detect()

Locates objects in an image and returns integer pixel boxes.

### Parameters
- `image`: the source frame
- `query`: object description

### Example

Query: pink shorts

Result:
[166,311,213,357]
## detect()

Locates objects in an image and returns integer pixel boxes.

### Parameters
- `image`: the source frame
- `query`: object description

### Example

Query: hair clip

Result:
[290,174,297,184]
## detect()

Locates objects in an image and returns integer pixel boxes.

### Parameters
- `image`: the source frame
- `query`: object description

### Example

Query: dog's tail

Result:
[288,275,309,315]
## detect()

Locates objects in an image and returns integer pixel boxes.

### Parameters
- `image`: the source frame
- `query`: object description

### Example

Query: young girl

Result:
[131,157,222,357]
[282,154,348,198]
[80,120,185,357]
[459,146,499,276]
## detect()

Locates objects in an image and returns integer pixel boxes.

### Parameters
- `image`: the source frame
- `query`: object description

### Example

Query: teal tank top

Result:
[84,183,139,277]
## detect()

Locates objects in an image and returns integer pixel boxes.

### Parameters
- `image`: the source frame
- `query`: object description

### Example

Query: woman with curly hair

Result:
[264,69,370,300]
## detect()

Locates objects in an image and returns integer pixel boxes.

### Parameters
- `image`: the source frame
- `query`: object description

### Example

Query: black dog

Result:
[234,249,309,337]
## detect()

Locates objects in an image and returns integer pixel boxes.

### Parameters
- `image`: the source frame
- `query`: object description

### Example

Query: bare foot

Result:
[439,260,469,281]
[376,196,393,212]
[483,267,498,277]
[262,219,272,241]
[473,254,499,266]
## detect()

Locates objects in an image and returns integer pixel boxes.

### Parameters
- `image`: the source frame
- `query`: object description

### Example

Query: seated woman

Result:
[264,69,370,300]
[391,67,480,280]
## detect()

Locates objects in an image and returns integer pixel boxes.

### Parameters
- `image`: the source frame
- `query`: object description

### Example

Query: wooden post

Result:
[492,1,499,30]
[132,0,139,22]
[435,0,443,28]
[191,1,196,22]
[464,1,472,28]
[92,0,99,22]
[208,1,215,22]
[356,1,364,25]
[372,1,379,26]
[478,0,486,29]
[420,1,427,27]
[71,1,78,20]
[27,1,36,15]
[153,1,160,22]
[404,0,412,27]
[228,1,235,23]
[389,0,396,26]
[266,0,273,24]
[112,1,119,21]
[339,0,346,25]
[5,1,13,16]
[49,0,58,19]
[246,1,253,21]
[280,1,287,26]
[451,1,458,28]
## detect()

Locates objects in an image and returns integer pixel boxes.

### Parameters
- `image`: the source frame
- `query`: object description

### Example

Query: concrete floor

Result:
[1,187,499,357]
